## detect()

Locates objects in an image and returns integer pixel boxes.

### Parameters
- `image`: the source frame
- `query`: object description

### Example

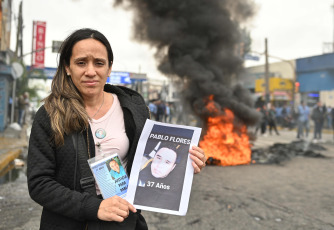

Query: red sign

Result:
[32,21,46,69]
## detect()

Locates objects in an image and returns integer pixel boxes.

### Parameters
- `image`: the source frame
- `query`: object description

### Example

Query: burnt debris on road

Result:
[251,140,327,164]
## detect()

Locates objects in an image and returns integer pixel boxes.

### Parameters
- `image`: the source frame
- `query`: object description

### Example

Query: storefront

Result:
[296,53,334,107]
[254,77,293,106]
[0,64,17,132]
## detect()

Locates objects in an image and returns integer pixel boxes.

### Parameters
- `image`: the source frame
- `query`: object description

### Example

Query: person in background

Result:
[296,101,310,139]
[255,104,268,136]
[331,107,334,140]
[168,103,174,123]
[176,103,185,124]
[18,95,25,125]
[27,28,207,230]
[322,104,327,129]
[156,100,166,122]
[268,104,280,135]
[148,99,157,120]
[275,105,283,126]
[327,106,332,129]
[254,106,262,135]
[18,92,30,126]
[311,101,326,143]
[164,102,170,123]
[281,104,288,128]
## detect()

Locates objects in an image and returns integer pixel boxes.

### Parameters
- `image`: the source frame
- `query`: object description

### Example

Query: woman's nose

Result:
[85,63,96,76]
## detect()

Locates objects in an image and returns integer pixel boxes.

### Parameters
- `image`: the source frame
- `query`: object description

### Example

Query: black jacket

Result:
[27,85,150,229]
[311,106,325,122]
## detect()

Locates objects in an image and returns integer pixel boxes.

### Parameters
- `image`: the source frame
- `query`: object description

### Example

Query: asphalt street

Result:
[0,128,333,230]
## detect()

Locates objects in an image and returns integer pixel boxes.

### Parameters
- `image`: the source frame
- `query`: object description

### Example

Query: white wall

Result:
[320,90,334,107]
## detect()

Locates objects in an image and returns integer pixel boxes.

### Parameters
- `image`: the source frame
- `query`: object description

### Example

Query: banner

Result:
[32,21,46,69]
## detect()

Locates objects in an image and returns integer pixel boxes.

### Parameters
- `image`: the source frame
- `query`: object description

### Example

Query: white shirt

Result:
[89,93,129,165]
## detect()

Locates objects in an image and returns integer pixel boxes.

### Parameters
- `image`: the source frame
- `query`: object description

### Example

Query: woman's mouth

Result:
[83,80,98,86]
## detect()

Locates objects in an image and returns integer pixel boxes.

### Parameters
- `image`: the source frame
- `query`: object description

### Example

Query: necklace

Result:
[90,92,104,119]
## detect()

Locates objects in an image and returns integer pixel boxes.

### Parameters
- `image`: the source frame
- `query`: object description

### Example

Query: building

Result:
[0,0,16,132]
[241,60,295,106]
[241,52,334,109]
[296,53,334,107]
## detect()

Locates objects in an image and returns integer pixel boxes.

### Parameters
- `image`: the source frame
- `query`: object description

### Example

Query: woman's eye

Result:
[96,62,105,66]
[77,61,85,66]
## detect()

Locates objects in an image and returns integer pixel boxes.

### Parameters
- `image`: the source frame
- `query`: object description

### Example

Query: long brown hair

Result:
[44,28,113,146]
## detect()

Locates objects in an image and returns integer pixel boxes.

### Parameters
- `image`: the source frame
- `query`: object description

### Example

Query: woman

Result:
[27,28,206,229]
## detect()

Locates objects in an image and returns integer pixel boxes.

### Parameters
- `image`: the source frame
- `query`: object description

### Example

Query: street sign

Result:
[244,53,260,61]
[52,40,63,53]
[107,72,132,84]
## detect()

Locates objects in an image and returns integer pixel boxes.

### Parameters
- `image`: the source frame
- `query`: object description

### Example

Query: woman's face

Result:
[151,147,177,178]
[65,38,112,99]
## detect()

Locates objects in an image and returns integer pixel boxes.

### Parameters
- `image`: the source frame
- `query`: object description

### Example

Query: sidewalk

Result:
[0,124,29,174]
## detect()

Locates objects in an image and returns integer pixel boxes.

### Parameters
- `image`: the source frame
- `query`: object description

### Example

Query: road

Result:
[0,129,333,230]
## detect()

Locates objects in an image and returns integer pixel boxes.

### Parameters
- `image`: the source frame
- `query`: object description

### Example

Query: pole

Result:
[11,1,23,123]
[15,1,22,57]
[264,38,270,105]
[333,0,334,52]
[31,21,35,66]
[291,67,296,108]
[250,49,296,107]
[20,1,23,59]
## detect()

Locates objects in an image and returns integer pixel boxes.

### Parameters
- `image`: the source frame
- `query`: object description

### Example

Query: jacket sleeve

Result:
[27,106,102,221]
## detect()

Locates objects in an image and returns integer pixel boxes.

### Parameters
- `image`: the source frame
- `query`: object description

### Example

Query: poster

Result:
[88,153,128,199]
[126,119,202,216]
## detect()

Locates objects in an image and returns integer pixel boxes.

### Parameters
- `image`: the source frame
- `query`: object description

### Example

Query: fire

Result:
[199,96,251,166]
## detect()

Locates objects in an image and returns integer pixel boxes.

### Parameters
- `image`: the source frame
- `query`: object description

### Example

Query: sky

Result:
[9,0,334,79]
[246,0,334,66]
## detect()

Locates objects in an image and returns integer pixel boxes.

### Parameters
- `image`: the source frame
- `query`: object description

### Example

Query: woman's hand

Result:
[189,146,206,174]
[97,196,136,222]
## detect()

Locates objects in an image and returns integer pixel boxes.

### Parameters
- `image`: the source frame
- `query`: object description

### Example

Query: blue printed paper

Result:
[88,153,129,199]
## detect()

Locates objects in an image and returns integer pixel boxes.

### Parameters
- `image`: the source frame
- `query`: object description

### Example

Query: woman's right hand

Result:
[97,196,136,222]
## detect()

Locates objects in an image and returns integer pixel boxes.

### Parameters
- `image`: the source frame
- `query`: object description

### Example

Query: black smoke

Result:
[114,0,260,127]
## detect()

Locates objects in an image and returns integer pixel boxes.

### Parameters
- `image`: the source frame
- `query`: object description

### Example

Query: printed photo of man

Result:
[134,136,192,211]
[107,157,126,180]
[138,145,180,187]
[134,124,194,211]
[151,147,177,178]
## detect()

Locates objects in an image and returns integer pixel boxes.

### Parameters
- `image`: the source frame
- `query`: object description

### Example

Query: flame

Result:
[199,96,251,166]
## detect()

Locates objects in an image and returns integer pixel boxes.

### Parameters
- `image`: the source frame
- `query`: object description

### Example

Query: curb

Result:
[0,125,29,174]
[0,148,22,172]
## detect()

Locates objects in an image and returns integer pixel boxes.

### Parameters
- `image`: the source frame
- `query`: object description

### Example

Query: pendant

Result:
[95,128,106,139]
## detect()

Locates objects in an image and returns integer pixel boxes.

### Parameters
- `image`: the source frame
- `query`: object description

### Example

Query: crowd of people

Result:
[148,99,175,123]
[254,100,334,143]
[7,92,31,127]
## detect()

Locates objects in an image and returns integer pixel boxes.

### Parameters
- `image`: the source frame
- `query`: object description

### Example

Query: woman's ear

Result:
[65,66,71,76]
[108,61,113,76]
